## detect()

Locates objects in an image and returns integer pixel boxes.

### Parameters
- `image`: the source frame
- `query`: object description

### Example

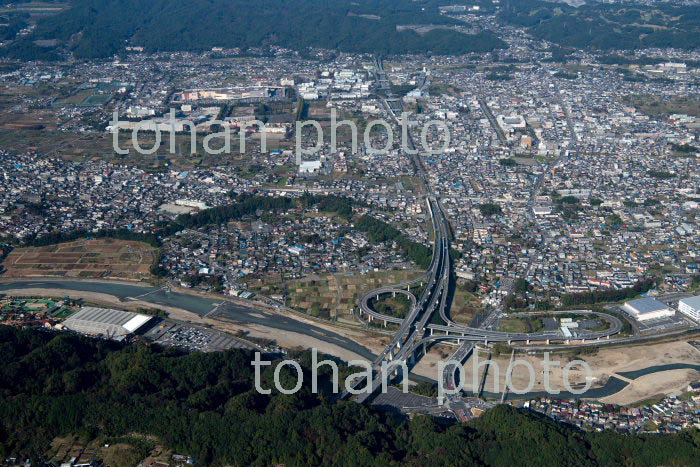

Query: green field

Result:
[499,316,545,333]
[53,307,77,319]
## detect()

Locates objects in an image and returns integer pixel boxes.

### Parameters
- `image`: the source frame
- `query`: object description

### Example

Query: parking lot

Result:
[142,318,259,352]
[627,310,693,334]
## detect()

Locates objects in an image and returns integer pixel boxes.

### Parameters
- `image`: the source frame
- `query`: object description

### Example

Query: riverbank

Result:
[0,282,384,363]
[1,279,698,406]
[478,340,700,405]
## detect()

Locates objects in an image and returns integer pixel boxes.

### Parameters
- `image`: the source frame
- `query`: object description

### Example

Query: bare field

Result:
[245,269,423,321]
[450,285,482,325]
[624,94,700,117]
[1,238,156,280]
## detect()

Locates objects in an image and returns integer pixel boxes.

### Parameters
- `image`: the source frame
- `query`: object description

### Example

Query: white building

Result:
[678,296,700,322]
[175,199,209,210]
[63,307,152,338]
[623,297,674,322]
[299,160,322,174]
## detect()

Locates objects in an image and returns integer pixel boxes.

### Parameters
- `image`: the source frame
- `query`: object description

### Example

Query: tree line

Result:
[22,228,161,248]
[561,279,656,306]
[0,326,698,464]
[17,194,355,249]
[355,214,432,269]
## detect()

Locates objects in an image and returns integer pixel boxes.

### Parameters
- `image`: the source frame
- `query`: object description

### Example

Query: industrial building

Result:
[298,160,322,174]
[678,296,700,322]
[63,307,152,338]
[622,297,674,322]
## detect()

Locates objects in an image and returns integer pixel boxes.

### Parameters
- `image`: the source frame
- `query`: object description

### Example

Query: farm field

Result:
[1,238,157,281]
[246,269,423,321]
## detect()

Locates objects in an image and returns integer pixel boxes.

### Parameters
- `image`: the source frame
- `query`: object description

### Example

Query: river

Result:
[0,279,376,360]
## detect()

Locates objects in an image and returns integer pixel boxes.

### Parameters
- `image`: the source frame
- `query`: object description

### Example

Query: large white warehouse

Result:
[63,307,152,338]
[622,297,674,322]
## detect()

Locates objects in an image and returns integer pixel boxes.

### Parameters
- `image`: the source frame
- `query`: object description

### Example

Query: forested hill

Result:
[498,0,700,50]
[1,0,506,60]
[1,326,699,464]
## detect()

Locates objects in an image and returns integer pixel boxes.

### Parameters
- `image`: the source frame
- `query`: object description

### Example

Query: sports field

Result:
[1,238,156,280]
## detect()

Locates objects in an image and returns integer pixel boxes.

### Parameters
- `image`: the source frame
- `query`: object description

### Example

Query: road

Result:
[351,58,626,403]
[477,96,507,145]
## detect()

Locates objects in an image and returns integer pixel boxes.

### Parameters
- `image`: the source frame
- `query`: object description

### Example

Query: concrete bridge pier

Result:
[526,339,530,345]
[546,339,550,345]
[507,339,512,345]
[392,291,396,297]
[430,328,434,336]
[383,320,387,327]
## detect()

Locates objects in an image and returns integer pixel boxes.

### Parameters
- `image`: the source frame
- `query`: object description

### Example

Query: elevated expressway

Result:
[356,196,622,400]
[349,59,622,402]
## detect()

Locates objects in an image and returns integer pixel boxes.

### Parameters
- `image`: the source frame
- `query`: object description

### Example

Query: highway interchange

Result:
[349,58,627,403]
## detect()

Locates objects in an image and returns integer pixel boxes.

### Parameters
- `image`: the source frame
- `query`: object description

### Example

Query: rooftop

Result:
[679,296,700,310]
[64,306,152,337]
[624,297,669,315]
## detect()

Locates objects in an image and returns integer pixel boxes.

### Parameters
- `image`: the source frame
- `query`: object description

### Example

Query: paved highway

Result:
[350,59,626,403]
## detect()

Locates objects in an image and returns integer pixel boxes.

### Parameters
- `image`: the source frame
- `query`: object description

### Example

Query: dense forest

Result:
[0,327,699,464]
[1,0,505,60]
[498,0,700,50]
[0,13,28,41]
[3,0,700,60]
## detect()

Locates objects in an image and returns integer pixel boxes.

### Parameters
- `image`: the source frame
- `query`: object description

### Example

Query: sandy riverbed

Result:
[600,369,700,405]
[474,341,700,405]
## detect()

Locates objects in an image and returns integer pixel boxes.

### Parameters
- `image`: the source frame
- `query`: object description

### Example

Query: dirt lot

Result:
[1,238,156,280]
[449,285,482,326]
